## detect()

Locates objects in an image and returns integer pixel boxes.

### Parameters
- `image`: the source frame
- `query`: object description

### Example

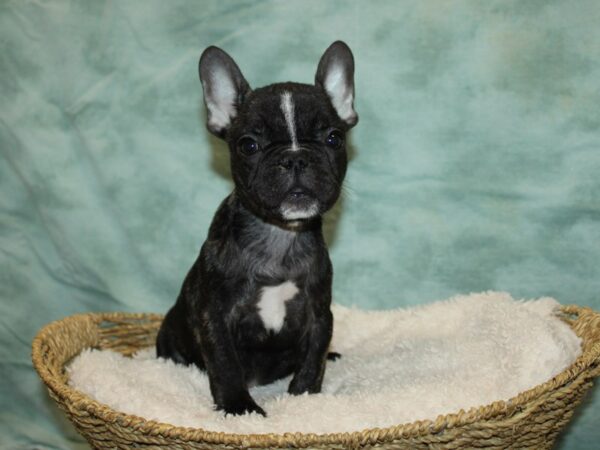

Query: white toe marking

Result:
[257,281,299,333]
[280,91,299,151]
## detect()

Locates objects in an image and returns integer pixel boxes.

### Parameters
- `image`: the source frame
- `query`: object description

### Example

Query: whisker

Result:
[340,182,356,200]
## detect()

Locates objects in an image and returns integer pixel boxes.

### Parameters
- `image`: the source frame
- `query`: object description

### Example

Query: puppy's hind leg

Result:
[156,307,191,366]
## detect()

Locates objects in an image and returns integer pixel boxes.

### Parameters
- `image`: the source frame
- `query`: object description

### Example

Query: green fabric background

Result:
[1,0,599,448]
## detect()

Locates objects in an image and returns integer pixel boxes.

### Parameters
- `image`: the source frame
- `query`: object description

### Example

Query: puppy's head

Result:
[199,41,358,225]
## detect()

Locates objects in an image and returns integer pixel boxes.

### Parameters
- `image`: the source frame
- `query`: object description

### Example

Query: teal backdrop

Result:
[1,1,599,448]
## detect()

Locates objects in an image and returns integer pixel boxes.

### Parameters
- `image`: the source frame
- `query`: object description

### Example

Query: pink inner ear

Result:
[324,64,356,125]
[204,66,238,132]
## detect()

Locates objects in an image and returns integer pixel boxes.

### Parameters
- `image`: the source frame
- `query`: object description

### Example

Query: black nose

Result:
[279,154,308,172]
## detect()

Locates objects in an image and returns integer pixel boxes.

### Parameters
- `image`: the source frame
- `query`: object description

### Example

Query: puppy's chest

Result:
[232,279,308,344]
[241,226,314,278]
[246,250,314,335]
[231,224,321,338]
[255,280,301,333]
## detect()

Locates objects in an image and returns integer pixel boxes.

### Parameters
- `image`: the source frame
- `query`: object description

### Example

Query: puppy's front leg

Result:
[197,305,266,416]
[288,305,333,395]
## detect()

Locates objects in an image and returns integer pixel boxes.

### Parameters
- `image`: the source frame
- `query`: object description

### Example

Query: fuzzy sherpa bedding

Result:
[68,292,581,434]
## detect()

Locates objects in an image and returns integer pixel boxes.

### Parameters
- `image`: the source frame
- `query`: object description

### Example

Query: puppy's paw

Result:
[219,394,266,417]
[327,351,341,361]
[288,376,321,396]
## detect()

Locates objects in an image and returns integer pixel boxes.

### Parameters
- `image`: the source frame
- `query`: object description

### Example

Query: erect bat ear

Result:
[315,41,358,128]
[199,46,251,138]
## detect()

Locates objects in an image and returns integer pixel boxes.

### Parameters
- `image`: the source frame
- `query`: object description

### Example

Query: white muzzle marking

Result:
[281,202,319,220]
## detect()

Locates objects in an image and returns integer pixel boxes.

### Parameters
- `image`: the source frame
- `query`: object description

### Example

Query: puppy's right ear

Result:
[199,46,251,138]
[315,41,358,128]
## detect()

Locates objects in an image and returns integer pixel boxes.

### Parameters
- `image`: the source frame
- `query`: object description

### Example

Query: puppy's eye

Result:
[325,131,344,149]
[237,137,260,155]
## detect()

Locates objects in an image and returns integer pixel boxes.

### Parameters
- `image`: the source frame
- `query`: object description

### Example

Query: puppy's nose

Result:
[278,154,308,172]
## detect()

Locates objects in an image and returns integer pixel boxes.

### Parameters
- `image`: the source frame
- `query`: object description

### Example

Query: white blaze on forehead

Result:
[257,281,299,333]
[280,91,299,151]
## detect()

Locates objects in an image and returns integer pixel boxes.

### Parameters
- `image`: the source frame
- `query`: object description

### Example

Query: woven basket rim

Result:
[31,305,600,448]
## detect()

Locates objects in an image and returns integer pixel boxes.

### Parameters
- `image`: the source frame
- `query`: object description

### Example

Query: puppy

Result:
[156,41,358,416]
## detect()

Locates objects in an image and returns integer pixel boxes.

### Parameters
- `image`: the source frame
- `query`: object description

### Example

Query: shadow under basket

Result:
[32,306,600,450]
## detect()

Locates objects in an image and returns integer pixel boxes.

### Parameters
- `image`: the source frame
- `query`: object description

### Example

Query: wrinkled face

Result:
[199,41,358,225]
[227,83,349,223]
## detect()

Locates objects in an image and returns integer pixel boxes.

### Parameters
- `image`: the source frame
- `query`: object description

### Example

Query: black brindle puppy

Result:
[156,41,358,416]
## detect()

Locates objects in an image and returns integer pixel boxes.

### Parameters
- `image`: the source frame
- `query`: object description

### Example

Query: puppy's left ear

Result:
[315,41,358,127]
[199,46,251,138]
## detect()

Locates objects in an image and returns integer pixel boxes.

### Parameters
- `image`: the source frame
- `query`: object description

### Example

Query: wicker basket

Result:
[32,306,600,450]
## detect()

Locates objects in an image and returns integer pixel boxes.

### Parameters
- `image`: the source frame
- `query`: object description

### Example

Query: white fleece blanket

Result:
[68,292,581,434]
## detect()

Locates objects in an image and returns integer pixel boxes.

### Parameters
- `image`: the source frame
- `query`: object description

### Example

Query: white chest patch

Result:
[257,281,299,333]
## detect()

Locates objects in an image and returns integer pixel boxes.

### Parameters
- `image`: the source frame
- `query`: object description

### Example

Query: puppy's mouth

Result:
[279,188,320,221]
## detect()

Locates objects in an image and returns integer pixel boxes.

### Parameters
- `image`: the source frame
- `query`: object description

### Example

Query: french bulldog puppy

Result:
[156,41,358,416]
